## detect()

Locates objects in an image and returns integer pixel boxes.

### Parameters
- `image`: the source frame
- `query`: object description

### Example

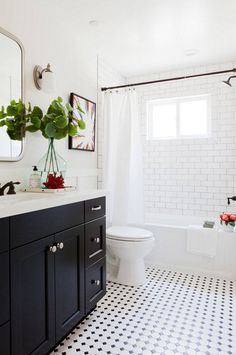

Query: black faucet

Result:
[227,196,236,205]
[0,181,20,196]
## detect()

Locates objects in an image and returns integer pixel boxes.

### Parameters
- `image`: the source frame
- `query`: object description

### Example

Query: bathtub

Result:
[143,214,236,280]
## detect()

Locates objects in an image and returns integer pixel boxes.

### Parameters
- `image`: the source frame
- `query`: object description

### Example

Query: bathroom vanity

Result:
[0,190,106,355]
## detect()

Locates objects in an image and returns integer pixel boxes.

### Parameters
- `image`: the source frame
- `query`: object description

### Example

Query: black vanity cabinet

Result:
[2,195,106,355]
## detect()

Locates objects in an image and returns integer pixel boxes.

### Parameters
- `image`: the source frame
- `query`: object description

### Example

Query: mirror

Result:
[0,27,24,161]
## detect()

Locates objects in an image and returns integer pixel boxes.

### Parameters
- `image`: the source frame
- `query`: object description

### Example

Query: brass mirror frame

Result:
[0,26,25,161]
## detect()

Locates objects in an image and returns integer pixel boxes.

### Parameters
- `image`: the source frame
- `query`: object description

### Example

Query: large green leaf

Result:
[17,100,25,114]
[54,130,67,139]
[54,115,67,129]
[68,124,77,136]
[57,97,63,103]
[7,127,23,141]
[31,116,41,129]
[78,119,86,130]
[26,125,39,133]
[31,106,43,119]
[45,122,57,137]
[6,105,17,116]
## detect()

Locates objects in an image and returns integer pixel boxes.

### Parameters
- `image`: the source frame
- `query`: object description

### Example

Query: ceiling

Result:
[49,0,236,77]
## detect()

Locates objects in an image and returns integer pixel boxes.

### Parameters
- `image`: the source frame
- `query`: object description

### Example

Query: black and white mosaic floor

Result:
[52,267,236,355]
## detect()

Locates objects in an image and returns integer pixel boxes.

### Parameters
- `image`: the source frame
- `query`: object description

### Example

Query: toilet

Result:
[106,226,155,286]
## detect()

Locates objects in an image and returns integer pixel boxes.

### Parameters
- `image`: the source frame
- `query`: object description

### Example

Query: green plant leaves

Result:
[31,116,41,129]
[68,124,77,136]
[54,129,67,139]
[31,106,43,119]
[0,96,86,141]
[76,104,85,114]
[78,119,86,130]
[45,122,57,138]
[66,103,73,113]
[26,125,39,133]
[54,115,67,129]
[6,105,18,116]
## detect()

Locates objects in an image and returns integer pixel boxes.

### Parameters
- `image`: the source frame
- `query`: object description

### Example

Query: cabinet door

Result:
[11,236,55,355]
[55,225,85,341]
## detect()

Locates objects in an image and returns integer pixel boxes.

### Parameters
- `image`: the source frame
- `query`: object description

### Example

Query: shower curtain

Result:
[102,89,144,226]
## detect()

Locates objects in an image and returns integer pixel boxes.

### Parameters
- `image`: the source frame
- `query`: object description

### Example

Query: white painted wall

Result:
[130,62,236,218]
[0,0,99,189]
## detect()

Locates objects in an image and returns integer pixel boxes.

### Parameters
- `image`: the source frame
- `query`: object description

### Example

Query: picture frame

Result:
[68,92,96,152]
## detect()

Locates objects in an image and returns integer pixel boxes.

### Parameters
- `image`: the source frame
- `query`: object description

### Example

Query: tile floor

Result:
[52,267,236,355]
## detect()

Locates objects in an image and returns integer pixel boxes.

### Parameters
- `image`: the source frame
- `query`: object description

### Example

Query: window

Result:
[147,95,210,140]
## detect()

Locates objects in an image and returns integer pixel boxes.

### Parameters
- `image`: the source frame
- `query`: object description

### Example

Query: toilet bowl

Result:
[106,226,155,286]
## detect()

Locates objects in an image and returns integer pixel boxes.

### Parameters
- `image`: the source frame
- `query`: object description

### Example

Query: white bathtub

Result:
[144,214,236,280]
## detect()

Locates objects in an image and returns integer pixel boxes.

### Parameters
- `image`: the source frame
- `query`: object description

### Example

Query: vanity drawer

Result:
[0,218,9,254]
[85,217,106,267]
[85,258,106,313]
[10,202,84,248]
[0,322,10,355]
[0,252,9,326]
[85,197,105,222]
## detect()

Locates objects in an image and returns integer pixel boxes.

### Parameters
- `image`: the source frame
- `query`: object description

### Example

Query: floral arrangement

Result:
[43,174,65,189]
[219,212,236,227]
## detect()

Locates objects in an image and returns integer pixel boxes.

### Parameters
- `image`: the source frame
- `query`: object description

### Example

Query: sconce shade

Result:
[33,63,54,92]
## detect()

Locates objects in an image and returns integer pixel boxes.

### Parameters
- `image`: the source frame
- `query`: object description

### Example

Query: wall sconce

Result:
[33,63,54,92]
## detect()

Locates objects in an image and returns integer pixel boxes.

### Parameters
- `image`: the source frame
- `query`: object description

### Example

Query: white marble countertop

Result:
[0,189,106,218]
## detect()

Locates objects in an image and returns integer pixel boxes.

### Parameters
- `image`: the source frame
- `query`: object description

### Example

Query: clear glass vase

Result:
[37,138,67,186]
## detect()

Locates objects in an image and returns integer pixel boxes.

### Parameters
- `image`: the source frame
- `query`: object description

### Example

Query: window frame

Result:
[147,94,211,140]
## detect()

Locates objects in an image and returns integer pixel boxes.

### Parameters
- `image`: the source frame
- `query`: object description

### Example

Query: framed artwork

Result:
[68,92,96,151]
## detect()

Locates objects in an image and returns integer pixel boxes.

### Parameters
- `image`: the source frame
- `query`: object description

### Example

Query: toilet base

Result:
[109,258,147,287]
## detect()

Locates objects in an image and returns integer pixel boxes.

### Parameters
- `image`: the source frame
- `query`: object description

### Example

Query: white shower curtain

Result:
[102,90,144,226]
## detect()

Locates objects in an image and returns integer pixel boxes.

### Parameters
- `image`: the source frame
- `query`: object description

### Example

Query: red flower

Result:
[220,212,230,222]
[44,173,65,189]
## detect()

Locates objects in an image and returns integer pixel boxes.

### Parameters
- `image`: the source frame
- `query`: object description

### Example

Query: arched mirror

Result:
[0,27,24,161]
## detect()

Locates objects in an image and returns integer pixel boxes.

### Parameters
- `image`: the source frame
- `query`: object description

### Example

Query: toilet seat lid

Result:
[106,226,153,241]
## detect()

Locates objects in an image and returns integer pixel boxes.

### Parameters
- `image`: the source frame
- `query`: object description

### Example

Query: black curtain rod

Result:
[101,68,236,91]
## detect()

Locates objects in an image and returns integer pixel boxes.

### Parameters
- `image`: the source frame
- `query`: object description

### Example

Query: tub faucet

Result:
[0,181,20,196]
[227,196,236,205]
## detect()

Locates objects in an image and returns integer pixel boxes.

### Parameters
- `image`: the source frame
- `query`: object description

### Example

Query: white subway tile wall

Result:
[98,60,236,219]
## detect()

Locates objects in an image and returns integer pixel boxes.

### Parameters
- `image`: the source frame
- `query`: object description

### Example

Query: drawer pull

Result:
[92,279,100,286]
[92,205,102,211]
[93,237,100,243]
[48,245,57,253]
[57,242,64,250]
